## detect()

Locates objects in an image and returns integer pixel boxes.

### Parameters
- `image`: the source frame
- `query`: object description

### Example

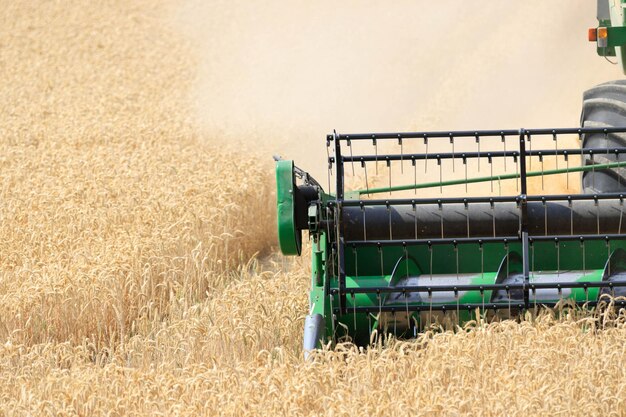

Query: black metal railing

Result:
[325,127,626,316]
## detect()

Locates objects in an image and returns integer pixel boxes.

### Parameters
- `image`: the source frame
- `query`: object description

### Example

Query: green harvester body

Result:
[593,0,626,73]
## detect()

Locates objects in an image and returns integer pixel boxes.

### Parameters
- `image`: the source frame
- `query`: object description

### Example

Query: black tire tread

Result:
[581,81,626,194]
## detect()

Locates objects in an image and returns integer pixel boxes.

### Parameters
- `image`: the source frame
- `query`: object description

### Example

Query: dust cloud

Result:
[175,1,620,183]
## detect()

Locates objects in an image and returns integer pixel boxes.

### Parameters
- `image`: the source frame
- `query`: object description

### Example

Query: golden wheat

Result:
[1,1,625,416]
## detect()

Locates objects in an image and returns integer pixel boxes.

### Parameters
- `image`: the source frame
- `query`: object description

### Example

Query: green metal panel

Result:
[309,233,334,343]
[320,235,620,344]
[605,26,626,48]
[596,0,615,56]
[275,160,301,255]
[603,0,626,72]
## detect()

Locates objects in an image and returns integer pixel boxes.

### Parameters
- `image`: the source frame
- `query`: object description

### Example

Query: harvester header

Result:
[275,0,626,354]
[277,123,626,354]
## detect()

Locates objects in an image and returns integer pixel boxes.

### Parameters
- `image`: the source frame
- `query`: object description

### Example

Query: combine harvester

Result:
[277,1,626,353]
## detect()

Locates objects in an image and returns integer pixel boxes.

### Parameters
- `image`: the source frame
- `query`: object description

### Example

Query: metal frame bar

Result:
[339,147,626,163]
[333,299,626,315]
[346,236,520,247]
[340,192,626,207]
[519,129,531,307]
[333,131,348,314]
[332,126,626,141]
[330,280,626,296]
[345,234,626,247]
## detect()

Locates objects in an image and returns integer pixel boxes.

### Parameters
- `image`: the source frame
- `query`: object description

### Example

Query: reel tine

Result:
[438,201,444,238]
[438,156,442,193]
[591,152,595,191]
[579,130,584,171]
[428,242,433,281]
[480,286,485,319]
[387,201,392,240]
[360,201,367,241]
[387,158,392,196]
[463,155,468,192]
[553,130,558,170]
[404,289,409,332]
[403,242,409,279]
[490,199,496,238]
[361,159,369,196]
[501,132,507,171]
[617,196,624,235]
[373,136,378,175]
[412,200,418,240]
[489,154,493,193]
[398,134,404,174]
[607,237,612,277]
[475,132,481,171]
[555,238,560,277]
[450,133,455,173]
[456,288,460,328]
[348,139,355,175]
[412,157,417,195]
[568,196,573,235]
[527,131,532,171]
[507,286,511,319]
[424,134,429,173]
[514,154,519,192]
[542,197,548,236]
[505,239,510,279]
[428,289,433,328]
[565,151,569,190]
[464,199,470,238]
[595,195,600,235]
[539,152,544,191]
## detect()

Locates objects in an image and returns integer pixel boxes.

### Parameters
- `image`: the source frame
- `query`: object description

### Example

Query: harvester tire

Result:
[581,80,626,193]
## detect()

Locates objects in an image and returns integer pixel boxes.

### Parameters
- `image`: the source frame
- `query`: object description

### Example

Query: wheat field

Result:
[2,1,626,416]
